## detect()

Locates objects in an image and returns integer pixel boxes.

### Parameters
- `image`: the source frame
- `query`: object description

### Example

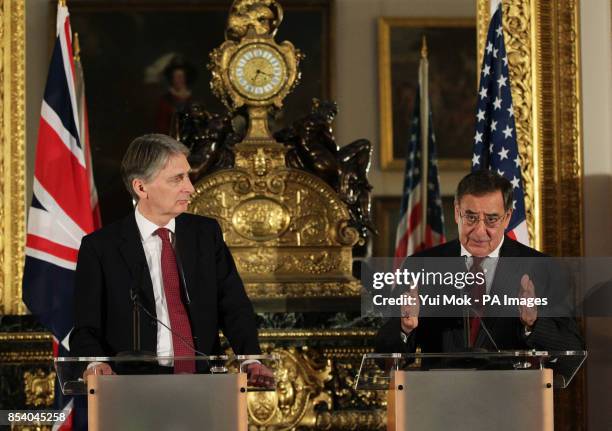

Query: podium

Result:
[355,351,586,431]
[55,355,277,431]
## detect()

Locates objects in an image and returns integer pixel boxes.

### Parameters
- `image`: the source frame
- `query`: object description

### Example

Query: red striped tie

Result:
[155,228,195,373]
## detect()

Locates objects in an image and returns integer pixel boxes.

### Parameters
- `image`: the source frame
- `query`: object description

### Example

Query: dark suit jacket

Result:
[375,236,584,354]
[69,212,261,357]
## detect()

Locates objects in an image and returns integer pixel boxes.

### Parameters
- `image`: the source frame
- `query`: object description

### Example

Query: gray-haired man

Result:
[70,134,271,384]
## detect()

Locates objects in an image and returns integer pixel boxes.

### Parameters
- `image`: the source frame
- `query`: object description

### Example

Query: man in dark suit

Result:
[70,134,270,383]
[376,170,583,354]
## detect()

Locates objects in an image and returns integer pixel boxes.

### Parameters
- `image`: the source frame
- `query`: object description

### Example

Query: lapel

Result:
[474,236,520,349]
[174,214,198,302]
[118,213,155,309]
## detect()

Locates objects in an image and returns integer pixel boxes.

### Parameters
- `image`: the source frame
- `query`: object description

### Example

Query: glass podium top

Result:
[355,350,587,390]
[54,354,278,395]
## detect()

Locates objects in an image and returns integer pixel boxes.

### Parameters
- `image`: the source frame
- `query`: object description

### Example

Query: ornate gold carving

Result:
[226,0,284,41]
[0,332,52,342]
[331,359,386,409]
[236,249,341,275]
[209,2,302,144]
[0,332,53,363]
[232,197,291,240]
[257,329,377,340]
[544,0,582,256]
[475,2,490,68]
[192,169,357,248]
[210,38,301,113]
[232,346,332,430]
[0,1,4,316]
[190,165,360,296]
[315,410,386,430]
[245,281,361,298]
[501,1,537,246]
[254,147,268,175]
[24,369,55,407]
[234,342,386,430]
[0,0,26,315]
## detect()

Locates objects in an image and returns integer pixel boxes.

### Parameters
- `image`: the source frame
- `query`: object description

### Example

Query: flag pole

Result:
[419,36,429,248]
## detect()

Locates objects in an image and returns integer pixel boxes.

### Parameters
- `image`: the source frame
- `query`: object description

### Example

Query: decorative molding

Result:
[0,332,52,342]
[257,329,377,339]
[503,0,537,247]
[315,410,386,430]
[245,281,361,298]
[0,332,53,363]
[0,0,26,315]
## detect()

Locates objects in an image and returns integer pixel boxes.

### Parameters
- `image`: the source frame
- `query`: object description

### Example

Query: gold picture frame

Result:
[378,17,476,171]
[0,0,26,316]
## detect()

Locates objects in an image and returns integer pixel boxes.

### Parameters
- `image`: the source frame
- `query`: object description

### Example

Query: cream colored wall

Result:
[334,0,475,197]
[580,1,612,430]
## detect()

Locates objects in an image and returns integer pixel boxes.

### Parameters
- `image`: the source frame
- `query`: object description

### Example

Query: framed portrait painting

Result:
[378,17,477,171]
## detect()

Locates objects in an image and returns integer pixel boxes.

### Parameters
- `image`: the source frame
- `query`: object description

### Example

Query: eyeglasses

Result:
[459,211,507,228]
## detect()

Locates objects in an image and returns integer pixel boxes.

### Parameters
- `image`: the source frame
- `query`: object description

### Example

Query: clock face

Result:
[229,44,287,100]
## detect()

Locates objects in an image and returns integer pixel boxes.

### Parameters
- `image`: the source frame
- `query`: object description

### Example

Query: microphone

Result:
[462,306,471,349]
[461,255,500,351]
[135,301,207,357]
[118,262,155,357]
[468,306,500,352]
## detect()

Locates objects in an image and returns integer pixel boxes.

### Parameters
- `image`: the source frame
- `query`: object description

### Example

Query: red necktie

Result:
[155,228,195,373]
[469,257,486,347]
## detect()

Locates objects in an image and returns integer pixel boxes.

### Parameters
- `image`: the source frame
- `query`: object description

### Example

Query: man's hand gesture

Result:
[519,274,537,328]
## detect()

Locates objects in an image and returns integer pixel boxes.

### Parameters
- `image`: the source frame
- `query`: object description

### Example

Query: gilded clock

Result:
[229,43,288,101]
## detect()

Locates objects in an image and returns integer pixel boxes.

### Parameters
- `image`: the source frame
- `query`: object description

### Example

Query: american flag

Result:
[22,3,100,429]
[471,0,529,245]
[394,80,446,257]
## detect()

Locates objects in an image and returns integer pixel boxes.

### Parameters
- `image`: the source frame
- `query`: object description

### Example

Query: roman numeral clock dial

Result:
[229,44,287,100]
[209,28,301,141]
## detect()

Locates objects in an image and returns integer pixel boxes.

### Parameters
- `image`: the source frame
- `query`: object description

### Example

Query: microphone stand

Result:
[118,263,155,358]
[462,304,472,350]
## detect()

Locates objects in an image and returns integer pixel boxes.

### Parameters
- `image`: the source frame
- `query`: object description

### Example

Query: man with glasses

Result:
[376,170,583,353]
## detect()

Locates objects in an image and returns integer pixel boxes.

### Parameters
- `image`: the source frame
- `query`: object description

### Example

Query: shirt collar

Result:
[134,206,175,241]
[460,235,504,258]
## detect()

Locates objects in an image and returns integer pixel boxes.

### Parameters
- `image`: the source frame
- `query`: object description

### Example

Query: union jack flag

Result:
[394,64,446,257]
[471,0,529,245]
[22,3,100,429]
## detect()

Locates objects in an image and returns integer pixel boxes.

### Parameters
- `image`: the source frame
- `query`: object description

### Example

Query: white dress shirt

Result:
[134,207,176,358]
[460,236,504,293]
